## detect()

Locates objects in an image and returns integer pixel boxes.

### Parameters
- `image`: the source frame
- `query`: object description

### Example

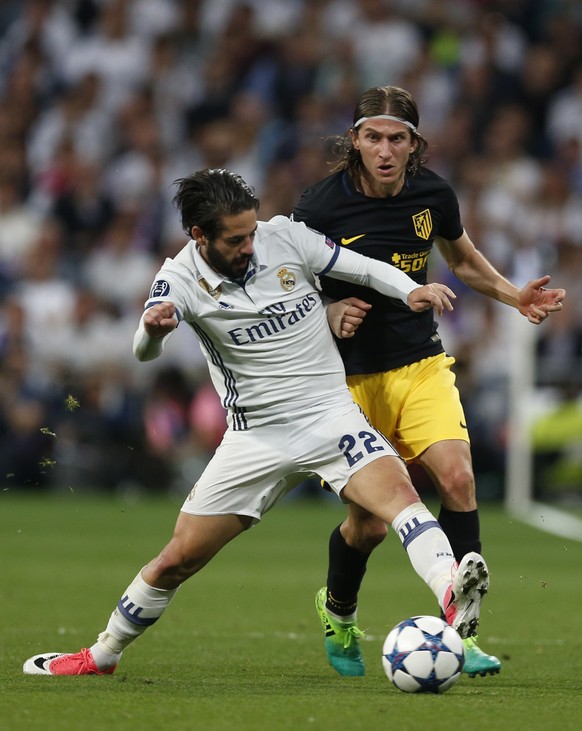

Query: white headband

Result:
[353,114,417,133]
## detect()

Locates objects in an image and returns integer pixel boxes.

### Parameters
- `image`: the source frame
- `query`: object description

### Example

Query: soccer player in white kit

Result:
[23,169,489,677]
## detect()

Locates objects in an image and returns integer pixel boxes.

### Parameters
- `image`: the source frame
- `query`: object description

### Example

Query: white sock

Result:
[90,642,121,670]
[392,503,456,609]
[326,607,357,625]
[91,570,178,667]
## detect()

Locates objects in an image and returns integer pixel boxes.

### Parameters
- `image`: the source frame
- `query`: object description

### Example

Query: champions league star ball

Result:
[382,615,464,693]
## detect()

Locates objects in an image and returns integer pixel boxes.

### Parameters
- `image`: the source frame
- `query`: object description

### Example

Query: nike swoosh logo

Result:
[340,234,366,245]
[34,655,57,670]
[460,421,467,429]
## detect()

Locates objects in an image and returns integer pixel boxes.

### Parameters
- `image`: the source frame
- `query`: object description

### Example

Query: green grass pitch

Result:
[1,491,581,731]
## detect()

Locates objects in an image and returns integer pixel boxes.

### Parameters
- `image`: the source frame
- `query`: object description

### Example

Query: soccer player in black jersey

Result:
[293,85,566,679]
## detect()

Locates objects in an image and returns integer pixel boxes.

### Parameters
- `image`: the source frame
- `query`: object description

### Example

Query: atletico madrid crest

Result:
[412,209,433,240]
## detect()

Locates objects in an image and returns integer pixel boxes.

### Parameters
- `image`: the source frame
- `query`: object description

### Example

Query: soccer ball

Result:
[382,615,464,693]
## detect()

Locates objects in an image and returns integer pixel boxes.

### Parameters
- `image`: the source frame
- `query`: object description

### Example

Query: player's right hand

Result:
[143,302,178,338]
[407,284,456,316]
[327,297,372,338]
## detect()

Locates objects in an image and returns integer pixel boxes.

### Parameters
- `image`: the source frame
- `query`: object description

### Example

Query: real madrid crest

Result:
[277,267,296,292]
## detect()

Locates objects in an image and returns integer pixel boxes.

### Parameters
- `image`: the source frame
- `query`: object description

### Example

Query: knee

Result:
[438,465,476,510]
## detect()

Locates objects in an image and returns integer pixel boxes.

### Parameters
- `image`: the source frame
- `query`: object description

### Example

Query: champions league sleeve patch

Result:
[149,279,171,298]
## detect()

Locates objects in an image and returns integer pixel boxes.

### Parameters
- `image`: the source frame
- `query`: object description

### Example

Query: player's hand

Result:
[326,297,372,338]
[143,302,178,338]
[517,275,566,324]
[407,284,456,316]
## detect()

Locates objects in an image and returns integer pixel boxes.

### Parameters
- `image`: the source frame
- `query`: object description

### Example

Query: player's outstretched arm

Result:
[327,246,456,312]
[437,233,565,325]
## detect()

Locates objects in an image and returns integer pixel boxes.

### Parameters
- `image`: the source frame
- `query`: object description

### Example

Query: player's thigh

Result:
[180,428,297,523]
[396,354,470,462]
[309,404,399,497]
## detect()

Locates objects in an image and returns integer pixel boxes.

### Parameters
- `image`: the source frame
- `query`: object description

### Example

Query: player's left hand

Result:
[517,275,566,324]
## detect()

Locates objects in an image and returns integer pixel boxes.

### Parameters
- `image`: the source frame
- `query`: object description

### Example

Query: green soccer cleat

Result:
[462,636,501,677]
[315,587,366,676]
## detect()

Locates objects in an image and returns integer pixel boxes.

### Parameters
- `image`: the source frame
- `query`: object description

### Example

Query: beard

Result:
[204,242,251,280]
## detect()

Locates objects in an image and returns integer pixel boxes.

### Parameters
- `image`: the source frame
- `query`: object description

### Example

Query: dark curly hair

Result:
[173,168,259,241]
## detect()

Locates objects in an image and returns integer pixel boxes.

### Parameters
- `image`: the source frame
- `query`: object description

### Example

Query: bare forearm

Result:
[451,248,520,308]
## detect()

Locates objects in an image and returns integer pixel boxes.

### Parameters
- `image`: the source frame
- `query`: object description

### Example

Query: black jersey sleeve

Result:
[437,182,464,241]
[293,186,324,232]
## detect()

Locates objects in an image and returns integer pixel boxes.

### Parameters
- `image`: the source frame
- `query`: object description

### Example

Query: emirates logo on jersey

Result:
[277,267,296,291]
[412,209,433,240]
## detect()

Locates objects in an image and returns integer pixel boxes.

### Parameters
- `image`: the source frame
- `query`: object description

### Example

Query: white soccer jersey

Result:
[136,216,418,429]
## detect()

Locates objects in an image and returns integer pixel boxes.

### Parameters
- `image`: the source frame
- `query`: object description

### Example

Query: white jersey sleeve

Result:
[320,245,419,303]
[132,249,201,361]
[132,311,178,361]
[288,218,419,303]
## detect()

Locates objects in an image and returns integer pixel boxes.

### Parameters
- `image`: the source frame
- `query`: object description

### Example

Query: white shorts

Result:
[181,402,400,522]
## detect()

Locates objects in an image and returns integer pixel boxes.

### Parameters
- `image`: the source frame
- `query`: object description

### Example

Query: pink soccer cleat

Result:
[23,648,116,675]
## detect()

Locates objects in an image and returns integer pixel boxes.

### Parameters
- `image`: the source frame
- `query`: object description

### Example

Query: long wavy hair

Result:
[329,86,429,180]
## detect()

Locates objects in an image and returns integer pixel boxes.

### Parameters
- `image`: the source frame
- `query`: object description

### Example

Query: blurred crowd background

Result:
[1,0,581,502]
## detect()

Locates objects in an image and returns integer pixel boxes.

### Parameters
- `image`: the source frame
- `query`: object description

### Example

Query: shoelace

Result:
[50,648,94,674]
[340,625,366,650]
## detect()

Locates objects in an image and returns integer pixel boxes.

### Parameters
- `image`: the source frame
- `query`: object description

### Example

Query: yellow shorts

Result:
[346,353,469,463]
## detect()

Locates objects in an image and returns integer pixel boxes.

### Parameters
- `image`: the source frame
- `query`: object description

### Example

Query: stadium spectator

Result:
[50,156,115,260]
[60,0,151,115]
[83,210,159,311]
[0,0,78,87]
[322,0,424,88]
[26,72,113,188]
[546,63,582,153]
[0,172,43,285]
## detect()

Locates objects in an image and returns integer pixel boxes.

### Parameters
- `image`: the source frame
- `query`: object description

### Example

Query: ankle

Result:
[91,633,123,669]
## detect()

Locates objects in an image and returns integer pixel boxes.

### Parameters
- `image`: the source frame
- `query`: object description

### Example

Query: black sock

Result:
[325,524,370,616]
[437,506,482,562]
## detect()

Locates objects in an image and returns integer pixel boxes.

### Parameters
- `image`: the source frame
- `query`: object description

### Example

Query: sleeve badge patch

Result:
[150,280,171,298]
